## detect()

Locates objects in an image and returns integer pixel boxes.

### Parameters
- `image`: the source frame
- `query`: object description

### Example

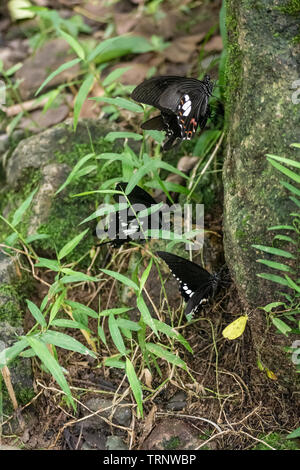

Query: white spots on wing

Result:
[121,222,128,228]
[182,107,191,117]
[182,100,191,111]
[123,225,138,236]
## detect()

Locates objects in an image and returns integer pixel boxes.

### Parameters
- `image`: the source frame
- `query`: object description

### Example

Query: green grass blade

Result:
[256,259,294,273]
[58,228,89,261]
[100,269,139,291]
[252,244,295,259]
[152,319,193,353]
[58,29,85,60]
[137,296,158,336]
[73,74,94,130]
[12,188,38,227]
[108,314,126,355]
[41,330,96,357]
[271,318,292,336]
[35,58,81,96]
[26,299,47,327]
[267,158,300,184]
[145,343,187,370]
[257,273,290,286]
[25,336,75,409]
[91,96,143,113]
[0,338,28,367]
[126,358,143,418]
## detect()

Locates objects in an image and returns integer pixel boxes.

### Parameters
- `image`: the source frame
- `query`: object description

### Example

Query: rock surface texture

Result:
[223,0,300,307]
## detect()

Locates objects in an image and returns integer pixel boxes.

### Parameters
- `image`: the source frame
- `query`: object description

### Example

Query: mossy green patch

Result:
[278,0,300,16]
[252,432,300,450]
[163,436,181,450]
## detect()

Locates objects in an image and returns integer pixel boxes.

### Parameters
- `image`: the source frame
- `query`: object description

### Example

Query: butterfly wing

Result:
[131,76,187,110]
[114,182,158,207]
[110,184,162,244]
[176,88,211,140]
[185,282,216,317]
[156,251,212,302]
[132,76,213,147]
[141,113,182,150]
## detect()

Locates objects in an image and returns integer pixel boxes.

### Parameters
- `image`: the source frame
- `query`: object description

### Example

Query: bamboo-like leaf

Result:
[91,96,143,113]
[97,325,106,345]
[58,228,89,260]
[266,154,300,170]
[58,29,85,60]
[152,319,193,353]
[12,188,38,227]
[287,426,300,439]
[41,330,96,357]
[99,307,133,317]
[65,300,99,319]
[273,235,297,245]
[261,302,285,312]
[139,258,153,294]
[80,202,125,225]
[60,272,99,283]
[268,225,294,231]
[73,74,94,130]
[285,275,300,293]
[137,296,158,336]
[257,273,290,286]
[35,58,81,96]
[126,358,143,417]
[87,35,153,63]
[267,158,300,184]
[104,357,125,369]
[26,299,47,327]
[49,291,66,325]
[280,180,300,197]
[256,258,294,273]
[146,343,187,369]
[116,319,141,331]
[108,314,126,355]
[51,319,90,331]
[102,66,131,87]
[124,162,154,195]
[105,131,143,142]
[100,269,139,291]
[0,338,28,367]
[271,317,292,336]
[25,335,75,409]
[145,180,189,195]
[35,257,60,271]
[56,153,95,194]
[252,244,295,259]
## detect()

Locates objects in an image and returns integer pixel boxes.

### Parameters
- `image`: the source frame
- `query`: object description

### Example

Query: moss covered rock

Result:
[223,0,300,307]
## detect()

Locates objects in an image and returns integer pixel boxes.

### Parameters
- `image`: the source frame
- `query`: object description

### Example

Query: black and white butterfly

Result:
[156,251,221,319]
[97,183,162,247]
[131,75,213,150]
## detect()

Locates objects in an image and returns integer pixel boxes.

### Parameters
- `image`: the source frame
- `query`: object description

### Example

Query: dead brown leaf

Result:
[16,38,80,100]
[204,35,223,52]
[163,33,205,63]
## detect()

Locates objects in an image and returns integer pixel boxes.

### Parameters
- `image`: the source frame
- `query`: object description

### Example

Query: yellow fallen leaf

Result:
[265,368,277,380]
[222,315,248,340]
